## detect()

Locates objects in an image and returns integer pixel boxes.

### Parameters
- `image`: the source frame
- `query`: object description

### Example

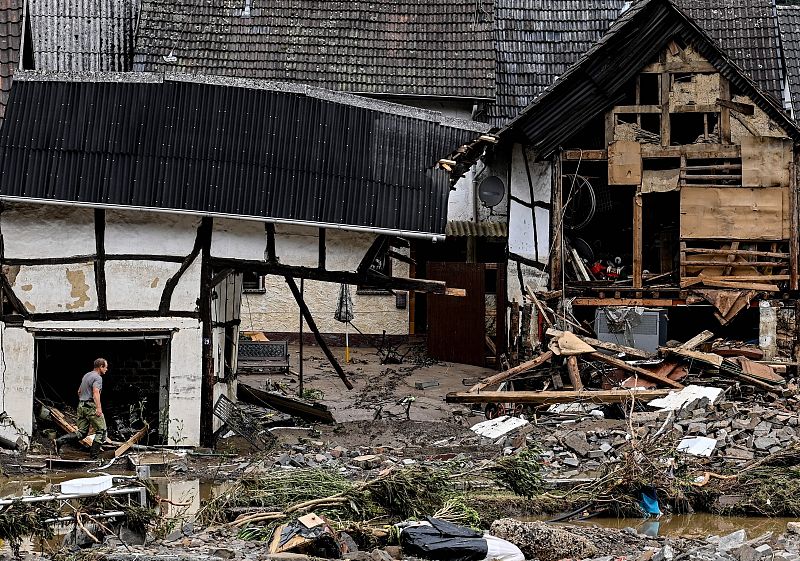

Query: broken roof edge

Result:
[497,0,800,155]
[0,195,448,241]
[12,70,491,134]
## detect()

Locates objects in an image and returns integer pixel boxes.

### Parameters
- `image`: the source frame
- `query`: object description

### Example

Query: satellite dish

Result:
[478,175,505,208]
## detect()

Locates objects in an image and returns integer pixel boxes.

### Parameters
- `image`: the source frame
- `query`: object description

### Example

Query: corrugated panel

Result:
[0,0,22,122]
[28,0,139,71]
[0,74,487,235]
[132,0,495,99]
[498,0,800,157]
[445,220,507,238]
[485,0,785,127]
[778,5,800,117]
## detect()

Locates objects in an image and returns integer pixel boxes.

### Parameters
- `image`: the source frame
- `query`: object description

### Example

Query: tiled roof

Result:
[0,0,22,123]
[778,5,800,115]
[28,0,139,71]
[676,0,784,103]
[487,0,785,126]
[132,0,496,100]
[487,0,629,125]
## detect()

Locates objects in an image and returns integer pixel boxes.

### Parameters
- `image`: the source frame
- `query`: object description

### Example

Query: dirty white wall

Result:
[0,325,35,444]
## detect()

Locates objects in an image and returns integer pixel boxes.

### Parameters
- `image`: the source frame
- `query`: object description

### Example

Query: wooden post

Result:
[298,278,304,397]
[719,76,731,144]
[633,192,643,288]
[660,70,670,147]
[565,356,583,391]
[198,217,215,446]
[285,276,353,390]
[550,152,563,290]
[791,159,799,290]
[510,300,520,364]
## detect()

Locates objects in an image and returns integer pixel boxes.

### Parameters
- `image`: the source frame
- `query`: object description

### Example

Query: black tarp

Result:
[400,518,488,561]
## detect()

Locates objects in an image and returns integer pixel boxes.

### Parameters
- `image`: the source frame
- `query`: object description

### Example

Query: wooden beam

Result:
[671,104,719,114]
[285,276,354,390]
[446,389,672,404]
[565,356,583,390]
[211,257,449,294]
[715,98,754,116]
[357,235,388,275]
[48,405,93,448]
[198,217,215,447]
[546,328,653,358]
[641,144,740,159]
[550,152,563,290]
[612,105,662,114]
[719,77,731,144]
[682,260,785,267]
[469,350,554,392]
[633,193,643,289]
[572,298,680,307]
[792,160,799,291]
[684,248,788,259]
[678,330,715,351]
[114,423,149,457]
[641,61,717,73]
[563,149,607,161]
[660,70,670,147]
[680,279,781,292]
[587,352,684,388]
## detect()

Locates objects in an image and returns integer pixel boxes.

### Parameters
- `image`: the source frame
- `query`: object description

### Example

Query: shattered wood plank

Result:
[114,423,149,457]
[566,356,583,391]
[546,328,652,358]
[468,350,554,392]
[446,389,671,404]
[662,347,724,368]
[678,330,715,351]
[48,406,92,448]
[685,279,780,292]
[588,352,684,388]
[238,383,335,424]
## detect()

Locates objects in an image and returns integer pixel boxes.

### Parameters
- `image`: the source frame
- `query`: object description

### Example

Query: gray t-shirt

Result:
[78,371,103,401]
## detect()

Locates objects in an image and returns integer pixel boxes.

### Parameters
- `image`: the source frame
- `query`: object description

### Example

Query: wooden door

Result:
[426,262,486,366]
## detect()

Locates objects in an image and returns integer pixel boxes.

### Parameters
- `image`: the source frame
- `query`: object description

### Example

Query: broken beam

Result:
[285,276,354,390]
[469,350,554,392]
[446,389,671,404]
[114,423,149,457]
[588,352,684,389]
[545,328,652,359]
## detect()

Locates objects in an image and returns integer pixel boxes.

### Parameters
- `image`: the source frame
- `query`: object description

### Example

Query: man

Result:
[55,358,109,459]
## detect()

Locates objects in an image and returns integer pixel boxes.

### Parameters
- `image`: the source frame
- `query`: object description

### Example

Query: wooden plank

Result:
[660,70,670,147]
[680,187,787,240]
[588,352,684,388]
[48,406,93,448]
[683,279,781,292]
[719,76,731,143]
[642,144,740,159]
[741,136,792,188]
[446,389,672,404]
[572,298,679,306]
[565,356,583,391]
[662,347,724,368]
[612,105,662,114]
[546,328,653,358]
[685,248,788,259]
[716,98,754,116]
[608,140,642,185]
[671,104,718,114]
[114,423,149,457]
[633,193,643,288]
[642,61,717,73]
[550,153,563,290]
[469,350,554,392]
[563,150,607,161]
[683,275,789,283]
[678,330,715,351]
[682,260,784,267]
[792,160,799,291]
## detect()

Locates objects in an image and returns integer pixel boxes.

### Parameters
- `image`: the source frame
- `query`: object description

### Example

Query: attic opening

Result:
[34,333,170,446]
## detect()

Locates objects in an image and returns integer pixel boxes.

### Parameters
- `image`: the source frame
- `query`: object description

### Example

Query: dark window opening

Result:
[642,191,680,278]
[242,271,265,293]
[34,334,169,445]
[640,73,660,105]
[640,114,661,135]
[669,112,707,145]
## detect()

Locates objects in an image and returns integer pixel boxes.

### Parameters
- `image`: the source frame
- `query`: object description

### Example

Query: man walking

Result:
[55,358,109,459]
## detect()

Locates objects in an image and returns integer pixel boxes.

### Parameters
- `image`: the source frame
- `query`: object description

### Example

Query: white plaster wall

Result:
[2,203,95,259]
[508,146,551,265]
[105,260,182,311]
[9,262,97,314]
[0,325,35,443]
[105,210,200,256]
[274,224,320,268]
[326,230,376,271]
[447,171,476,222]
[171,256,201,312]
[211,218,266,261]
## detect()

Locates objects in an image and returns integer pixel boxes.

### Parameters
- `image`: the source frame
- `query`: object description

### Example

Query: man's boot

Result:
[54,433,76,455]
[89,439,102,459]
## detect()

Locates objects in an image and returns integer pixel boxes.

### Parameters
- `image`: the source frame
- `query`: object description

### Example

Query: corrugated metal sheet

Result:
[28,0,138,71]
[501,0,800,157]
[445,220,507,238]
[485,0,784,127]
[133,0,495,100]
[778,5,800,116]
[0,0,22,122]
[0,73,489,235]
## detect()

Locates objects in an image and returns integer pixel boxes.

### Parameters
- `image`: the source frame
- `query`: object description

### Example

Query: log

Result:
[468,350,554,392]
[588,352,684,388]
[446,389,672,404]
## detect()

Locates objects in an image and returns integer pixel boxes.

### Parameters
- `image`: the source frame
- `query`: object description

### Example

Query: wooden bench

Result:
[237,340,290,374]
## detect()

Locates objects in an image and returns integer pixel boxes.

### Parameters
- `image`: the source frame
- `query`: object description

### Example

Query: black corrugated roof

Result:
[132,0,496,100]
[779,5,800,116]
[487,0,785,126]
[0,72,489,235]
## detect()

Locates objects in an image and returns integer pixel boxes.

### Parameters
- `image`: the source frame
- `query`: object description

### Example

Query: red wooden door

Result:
[426,262,486,366]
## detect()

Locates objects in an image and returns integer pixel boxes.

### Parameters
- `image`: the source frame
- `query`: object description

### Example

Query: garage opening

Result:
[34,332,171,445]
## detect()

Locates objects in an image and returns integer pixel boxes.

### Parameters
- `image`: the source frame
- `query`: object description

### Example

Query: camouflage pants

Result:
[75,401,106,444]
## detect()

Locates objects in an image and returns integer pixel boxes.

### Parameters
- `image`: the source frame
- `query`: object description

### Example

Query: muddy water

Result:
[527,513,797,538]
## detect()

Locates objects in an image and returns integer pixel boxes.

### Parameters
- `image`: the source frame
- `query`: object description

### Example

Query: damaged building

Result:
[444,0,800,361]
[0,72,481,446]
